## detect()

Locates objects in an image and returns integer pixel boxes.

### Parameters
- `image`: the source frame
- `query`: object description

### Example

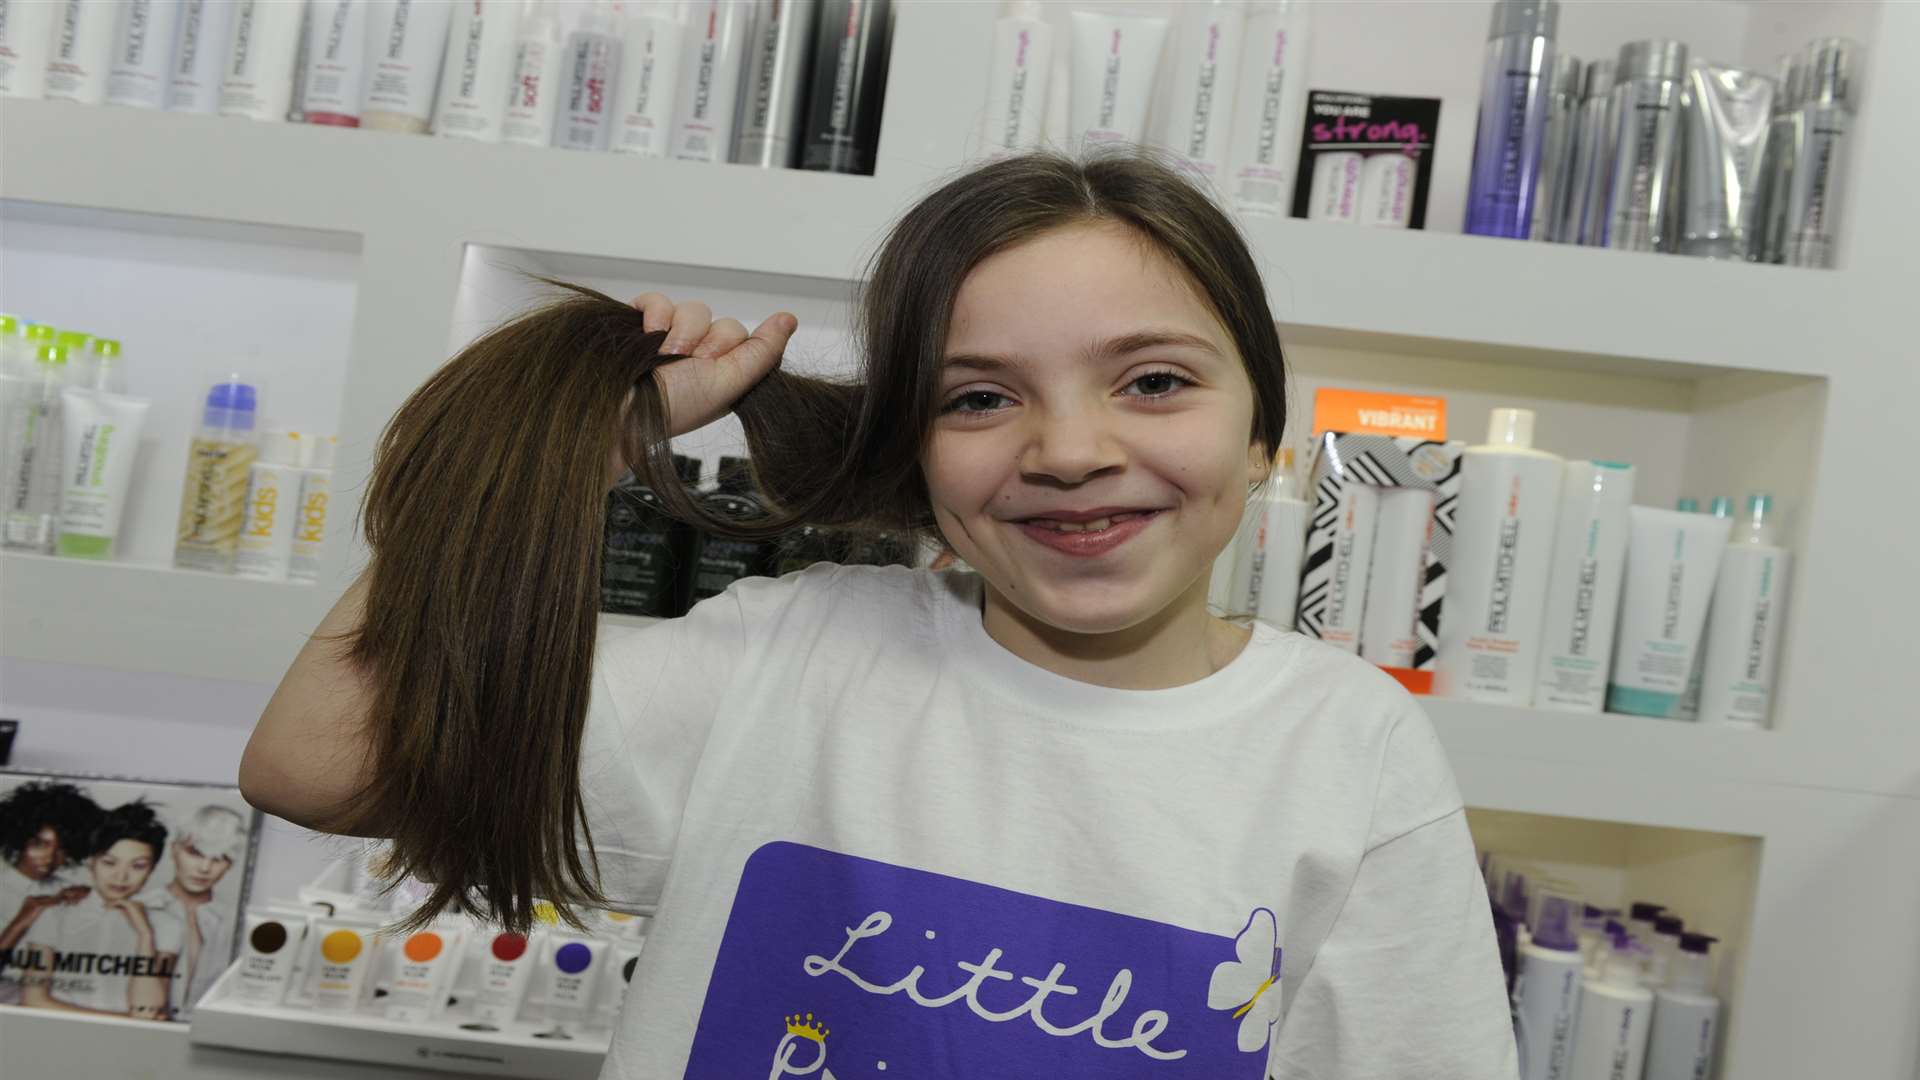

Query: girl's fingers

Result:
[629,292,675,334]
[692,317,750,359]
[663,300,713,355]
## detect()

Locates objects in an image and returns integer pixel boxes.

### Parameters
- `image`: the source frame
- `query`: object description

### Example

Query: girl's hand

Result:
[628,293,797,439]
[105,897,155,948]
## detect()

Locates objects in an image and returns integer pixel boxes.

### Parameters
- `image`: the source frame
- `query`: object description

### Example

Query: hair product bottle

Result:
[432,0,523,142]
[1696,493,1791,728]
[1360,487,1434,669]
[1529,53,1582,241]
[1316,481,1378,652]
[55,350,151,561]
[1567,934,1655,1080]
[501,0,565,146]
[297,0,369,126]
[44,0,120,104]
[2,345,69,553]
[105,0,185,109]
[734,0,816,166]
[0,0,59,98]
[1608,506,1731,718]
[1067,9,1166,152]
[1534,460,1633,712]
[1783,38,1860,268]
[1562,58,1616,245]
[555,0,622,150]
[1436,408,1564,706]
[218,0,307,122]
[1513,890,1584,1080]
[1754,55,1805,264]
[1605,39,1689,252]
[1645,932,1721,1080]
[1464,0,1559,238]
[1228,447,1310,631]
[1674,495,1729,722]
[287,434,335,584]
[165,0,235,112]
[980,0,1050,156]
[1680,62,1774,259]
[670,0,749,163]
[1156,0,1244,184]
[234,430,305,581]
[603,454,701,618]
[1224,0,1310,216]
[688,456,781,607]
[799,0,890,174]
[1308,150,1362,222]
[610,0,683,158]
[174,377,260,573]
[361,0,454,133]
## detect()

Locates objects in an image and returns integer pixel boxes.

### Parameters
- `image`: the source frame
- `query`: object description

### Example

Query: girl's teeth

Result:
[1053,517,1113,533]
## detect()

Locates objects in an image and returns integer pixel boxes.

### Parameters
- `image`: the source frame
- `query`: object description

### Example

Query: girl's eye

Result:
[941,389,1013,415]
[1123,370,1193,398]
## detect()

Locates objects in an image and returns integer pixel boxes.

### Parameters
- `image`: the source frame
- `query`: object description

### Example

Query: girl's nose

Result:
[1018,408,1126,486]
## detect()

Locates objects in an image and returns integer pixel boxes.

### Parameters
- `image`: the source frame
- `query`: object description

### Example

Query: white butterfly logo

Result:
[1208,907,1284,1053]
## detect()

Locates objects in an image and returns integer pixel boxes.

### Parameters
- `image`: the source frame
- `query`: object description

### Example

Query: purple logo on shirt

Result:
[684,842,1282,1077]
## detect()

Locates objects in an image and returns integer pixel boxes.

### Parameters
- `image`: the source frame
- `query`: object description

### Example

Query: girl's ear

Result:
[1246,441,1271,487]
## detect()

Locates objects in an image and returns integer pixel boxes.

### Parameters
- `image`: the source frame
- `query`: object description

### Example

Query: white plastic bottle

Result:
[433,0,522,142]
[2,345,68,553]
[1317,481,1378,653]
[106,0,185,109]
[166,0,236,112]
[235,430,305,581]
[1697,493,1791,728]
[1646,932,1720,1080]
[1225,0,1311,216]
[361,0,454,133]
[0,0,60,98]
[609,1,681,157]
[1156,0,1243,184]
[1567,936,1655,1080]
[1437,408,1564,705]
[298,0,369,127]
[288,434,335,584]
[1674,495,1734,721]
[1534,460,1634,712]
[219,0,307,122]
[981,0,1050,155]
[44,0,119,104]
[1360,487,1433,668]
[500,0,564,146]
[555,0,622,151]
[1514,890,1584,1080]
[1229,447,1310,630]
[668,0,748,163]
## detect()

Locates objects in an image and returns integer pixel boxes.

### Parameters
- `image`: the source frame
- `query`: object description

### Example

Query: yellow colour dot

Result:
[321,929,363,964]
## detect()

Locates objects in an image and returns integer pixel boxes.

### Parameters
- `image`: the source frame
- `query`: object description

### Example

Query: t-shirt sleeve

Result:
[1268,710,1518,1080]
[147,904,186,957]
[575,582,753,915]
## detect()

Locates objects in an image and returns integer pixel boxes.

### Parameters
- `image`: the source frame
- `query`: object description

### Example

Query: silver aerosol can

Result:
[1563,58,1616,246]
[1531,53,1583,241]
[734,0,818,167]
[1605,39,1688,252]
[1754,54,1806,264]
[1783,38,1860,269]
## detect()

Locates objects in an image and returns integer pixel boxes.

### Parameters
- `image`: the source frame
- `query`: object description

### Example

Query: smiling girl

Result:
[243,153,1515,1078]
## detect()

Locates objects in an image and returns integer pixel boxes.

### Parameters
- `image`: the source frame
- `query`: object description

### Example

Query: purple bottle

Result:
[1465,0,1560,238]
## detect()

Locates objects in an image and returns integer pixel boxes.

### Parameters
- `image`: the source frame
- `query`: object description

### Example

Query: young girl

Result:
[244,153,1515,1078]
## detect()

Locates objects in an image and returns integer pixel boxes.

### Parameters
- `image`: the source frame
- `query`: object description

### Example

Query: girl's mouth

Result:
[1014,510,1162,556]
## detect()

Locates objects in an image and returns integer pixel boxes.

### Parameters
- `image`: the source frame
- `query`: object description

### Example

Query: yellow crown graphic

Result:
[784,1011,829,1043]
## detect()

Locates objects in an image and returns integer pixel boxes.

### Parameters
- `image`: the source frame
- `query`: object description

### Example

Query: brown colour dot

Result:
[250,920,288,954]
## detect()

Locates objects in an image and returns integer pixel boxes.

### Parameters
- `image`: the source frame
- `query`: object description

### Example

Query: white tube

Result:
[553,0,621,150]
[106,0,185,109]
[501,0,564,146]
[45,0,119,104]
[308,918,379,1010]
[0,0,60,98]
[1229,456,1310,630]
[298,0,368,127]
[982,0,1051,154]
[1436,409,1563,706]
[1697,496,1790,728]
[54,389,150,560]
[166,0,235,112]
[234,430,304,581]
[463,928,546,1029]
[1359,152,1416,228]
[1067,10,1167,150]
[1308,151,1362,222]
[385,925,467,1022]
[669,0,748,162]
[1041,35,1069,147]
[1225,0,1310,215]
[1319,481,1379,653]
[231,910,312,1006]
[540,935,604,1032]
[361,0,453,133]
[432,0,521,141]
[1156,0,1242,182]
[218,0,307,122]
[1360,487,1433,668]
[287,435,334,585]
[610,5,681,157]
[1607,507,1733,717]
[1534,461,1634,712]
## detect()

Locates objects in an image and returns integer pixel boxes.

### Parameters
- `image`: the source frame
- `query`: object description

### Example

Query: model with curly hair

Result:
[0,781,102,1003]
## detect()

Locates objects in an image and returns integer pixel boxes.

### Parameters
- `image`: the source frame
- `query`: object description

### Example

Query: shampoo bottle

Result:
[1645,932,1721,1080]
[555,0,622,151]
[1534,460,1633,712]
[1674,496,1732,721]
[1224,0,1310,216]
[1359,487,1434,669]
[433,0,523,142]
[1314,481,1378,652]
[361,0,454,133]
[981,0,1050,156]
[1464,0,1559,238]
[174,377,260,573]
[669,0,748,163]
[1436,408,1564,705]
[1228,447,1310,631]
[501,0,565,146]
[1605,40,1690,251]
[610,0,683,158]
[166,0,236,112]
[1513,889,1584,1080]
[105,0,186,109]
[44,0,120,104]
[235,430,305,581]
[218,0,308,122]
[1155,0,1245,184]
[2,345,69,553]
[297,0,369,127]
[1697,493,1791,728]
[0,0,59,98]
[732,0,814,166]
[1566,934,1655,1080]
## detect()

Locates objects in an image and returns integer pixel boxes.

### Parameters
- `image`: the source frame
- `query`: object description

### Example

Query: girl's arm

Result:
[0,888,84,955]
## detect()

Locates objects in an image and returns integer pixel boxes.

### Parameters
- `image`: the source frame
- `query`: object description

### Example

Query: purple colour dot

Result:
[555,942,594,975]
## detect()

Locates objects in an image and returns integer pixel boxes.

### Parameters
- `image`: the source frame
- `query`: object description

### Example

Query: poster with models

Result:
[0,771,259,1022]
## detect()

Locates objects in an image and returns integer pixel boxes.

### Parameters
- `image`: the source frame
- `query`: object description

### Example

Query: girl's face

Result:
[20,825,65,880]
[90,839,158,901]
[925,221,1263,635]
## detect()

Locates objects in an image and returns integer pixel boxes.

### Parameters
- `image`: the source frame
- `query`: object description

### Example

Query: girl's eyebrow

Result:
[942,328,1223,373]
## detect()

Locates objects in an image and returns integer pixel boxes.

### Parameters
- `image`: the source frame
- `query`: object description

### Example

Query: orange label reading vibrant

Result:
[1312,389,1447,440]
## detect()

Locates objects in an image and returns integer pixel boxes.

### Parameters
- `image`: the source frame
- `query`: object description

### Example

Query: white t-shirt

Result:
[138,887,231,1016]
[581,565,1517,1079]
[0,863,62,1005]
[23,890,186,1015]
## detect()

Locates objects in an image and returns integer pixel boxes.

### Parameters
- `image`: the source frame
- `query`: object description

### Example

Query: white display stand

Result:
[3,3,1918,1078]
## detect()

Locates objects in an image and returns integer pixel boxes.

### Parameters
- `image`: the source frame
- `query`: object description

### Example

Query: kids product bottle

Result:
[1696,493,1792,728]
[1513,890,1584,1080]
[687,456,780,607]
[1436,408,1563,705]
[1566,933,1655,1080]
[174,377,260,572]
[1645,932,1721,1080]
[1464,0,1559,239]
[2,345,69,552]
[288,434,336,584]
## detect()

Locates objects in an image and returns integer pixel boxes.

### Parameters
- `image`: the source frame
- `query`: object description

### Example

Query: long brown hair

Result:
[345,151,1289,931]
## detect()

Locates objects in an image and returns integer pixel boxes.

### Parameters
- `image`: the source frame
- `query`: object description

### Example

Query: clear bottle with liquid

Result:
[3,345,70,553]
[174,377,261,573]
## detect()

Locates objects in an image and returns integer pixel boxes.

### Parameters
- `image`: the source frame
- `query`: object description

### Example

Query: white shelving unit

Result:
[3,2,1917,1077]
